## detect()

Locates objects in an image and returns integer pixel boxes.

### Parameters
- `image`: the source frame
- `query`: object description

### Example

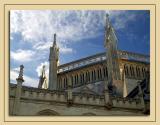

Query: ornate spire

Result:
[53,33,56,46]
[16,65,24,82]
[106,13,110,29]
[18,65,24,79]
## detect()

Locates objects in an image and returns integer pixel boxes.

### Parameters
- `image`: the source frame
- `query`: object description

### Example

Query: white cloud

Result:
[10,69,38,88]
[10,10,107,54]
[108,10,137,30]
[11,49,35,62]
[10,10,137,49]
[61,46,73,54]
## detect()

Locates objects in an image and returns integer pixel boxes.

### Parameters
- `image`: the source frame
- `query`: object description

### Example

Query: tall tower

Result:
[104,14,121,88]
[48,34,59,90]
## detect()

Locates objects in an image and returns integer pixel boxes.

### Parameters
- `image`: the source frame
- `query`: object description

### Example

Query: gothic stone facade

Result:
[9,15,150,116]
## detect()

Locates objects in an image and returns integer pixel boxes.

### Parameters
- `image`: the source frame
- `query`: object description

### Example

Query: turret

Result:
[48,33,59,90]
[12,65,24,115]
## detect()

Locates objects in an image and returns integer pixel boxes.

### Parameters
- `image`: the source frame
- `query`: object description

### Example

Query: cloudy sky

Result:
[10,10,150,87]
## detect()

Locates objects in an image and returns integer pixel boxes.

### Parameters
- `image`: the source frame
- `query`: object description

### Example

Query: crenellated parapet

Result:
[10,84,145,110]
[111,96,143,110]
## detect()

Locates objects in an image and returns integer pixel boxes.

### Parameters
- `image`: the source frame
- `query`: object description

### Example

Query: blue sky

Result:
[10,10,150,87]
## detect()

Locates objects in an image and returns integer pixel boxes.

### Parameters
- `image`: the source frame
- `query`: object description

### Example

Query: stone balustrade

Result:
[111,96,143,109]
[10,85,144,110]
[57,50,149,74]
[20,89,67,102]
[72,93,105,106]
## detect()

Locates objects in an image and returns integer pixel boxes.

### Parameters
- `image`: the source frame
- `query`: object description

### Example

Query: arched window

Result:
[142,67,146,77]
[92,71,94,81]
[88,72,90,82]
[105,67,108,78]
[77,74,79,84]
[66,77,67,86]
[143,68,146,77]
[71,75,73,87]
[139,68,141,77]
[94,70,96,81]
[97,69,99,80]
[86,72,88,82]
[74,75,76,85]
[83,73,85,83]
[130,66,132,77]
[132,66,135,77]
[124,65,129,76]
[136,66,139,78]
[99,68,102,79]
[37,109,60,116]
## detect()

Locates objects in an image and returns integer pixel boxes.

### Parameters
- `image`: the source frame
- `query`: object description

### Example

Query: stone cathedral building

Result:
[9,14,150,116]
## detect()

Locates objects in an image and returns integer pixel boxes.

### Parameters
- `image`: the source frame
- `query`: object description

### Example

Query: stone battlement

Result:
[10,84,144,110]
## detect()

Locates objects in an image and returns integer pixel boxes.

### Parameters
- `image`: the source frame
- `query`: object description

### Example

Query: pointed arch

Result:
[37,109,60,116]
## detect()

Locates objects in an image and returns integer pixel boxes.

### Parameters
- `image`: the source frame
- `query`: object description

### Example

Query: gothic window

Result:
[74,75,76,85]
[103,68,106,77]
[124,65,126,75]
[82,74,83,83]
[86,72,88,82]
[138,67,140,77]
[77,74,79,84]
[83,73,85,83]
[142,67,146,77]
[88,72,90,82]
[71,76,73,87]
[92,71,94,81]
[80,74,82,84]
[65,79,67,88]
[98,69,100,79]
[124,65,129,76]
[131,66,135,77]
[94,70,96,81]
[63,79,66,89]
[143,68,146,77]
[37,109,60,116]
[136,66,140,78]
[99,68,102,79]
[130,66,132,77]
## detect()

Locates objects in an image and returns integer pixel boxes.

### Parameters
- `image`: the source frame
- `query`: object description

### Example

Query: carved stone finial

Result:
[53,33,56,46]
[106,13,109,17]
[106,13,110,28]
[18,65,24,79]
[16,65,24,82]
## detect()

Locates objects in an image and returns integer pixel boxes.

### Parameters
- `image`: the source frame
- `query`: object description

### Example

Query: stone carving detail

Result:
[17,65,24,80]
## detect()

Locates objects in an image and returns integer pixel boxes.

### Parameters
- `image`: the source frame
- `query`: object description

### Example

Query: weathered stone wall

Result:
[10,86,145,116]
[9,98,144,116]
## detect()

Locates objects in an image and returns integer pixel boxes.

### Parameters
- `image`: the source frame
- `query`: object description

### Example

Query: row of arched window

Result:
[57,67,108,90]
[124,65,146,79]
[57,64,148,90]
